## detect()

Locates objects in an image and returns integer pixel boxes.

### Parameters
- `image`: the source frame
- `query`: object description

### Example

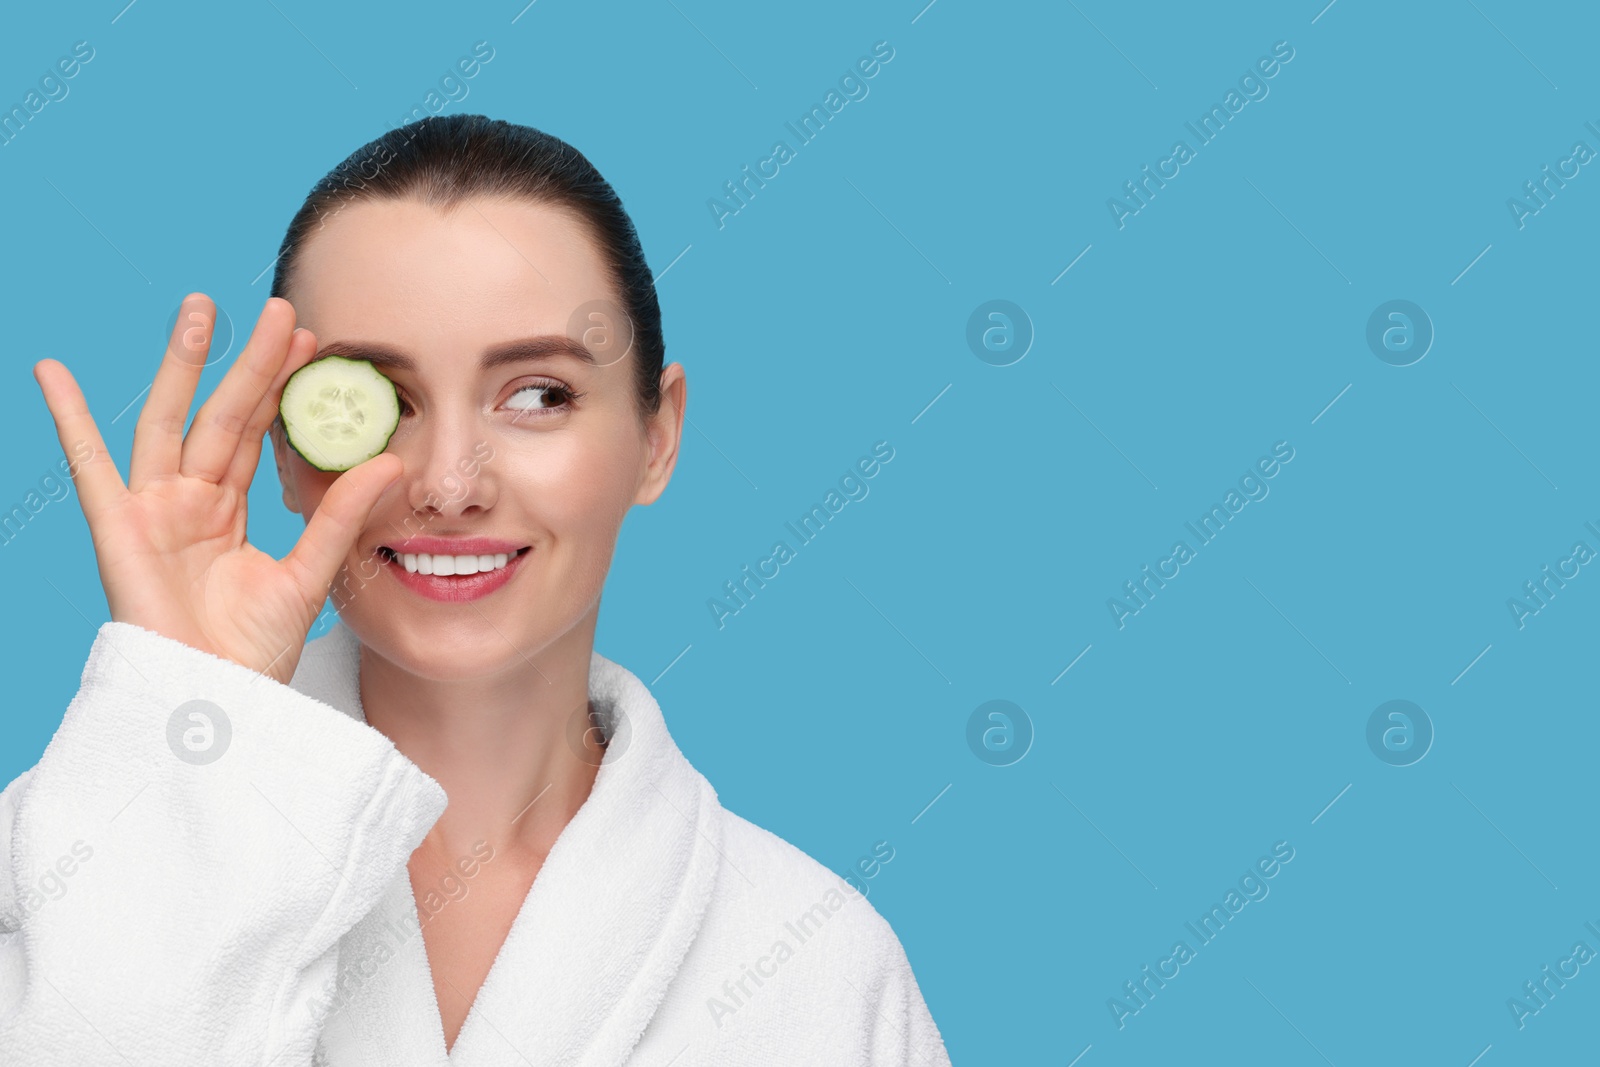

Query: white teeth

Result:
[397,550,521,576]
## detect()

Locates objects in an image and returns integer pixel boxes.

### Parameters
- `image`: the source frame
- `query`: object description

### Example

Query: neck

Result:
[357,614,606,867]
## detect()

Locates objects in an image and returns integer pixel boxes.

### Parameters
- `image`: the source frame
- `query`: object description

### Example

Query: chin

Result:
[345,611,532,678]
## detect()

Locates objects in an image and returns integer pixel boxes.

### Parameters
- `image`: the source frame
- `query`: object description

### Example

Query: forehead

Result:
[287,195,615,344]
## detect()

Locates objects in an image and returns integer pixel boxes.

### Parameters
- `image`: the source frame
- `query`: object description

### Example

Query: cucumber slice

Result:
[279,356,401,472]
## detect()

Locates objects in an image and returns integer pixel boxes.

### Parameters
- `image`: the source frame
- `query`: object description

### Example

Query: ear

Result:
[634,363,685,507]
[269,416,302,515]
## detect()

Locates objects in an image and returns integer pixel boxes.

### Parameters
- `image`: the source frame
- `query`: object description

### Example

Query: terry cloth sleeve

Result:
[862,928,953,1067]
[0,620,447,1067]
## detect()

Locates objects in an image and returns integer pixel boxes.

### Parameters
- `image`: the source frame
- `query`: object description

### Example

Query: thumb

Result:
[282,452,404,604]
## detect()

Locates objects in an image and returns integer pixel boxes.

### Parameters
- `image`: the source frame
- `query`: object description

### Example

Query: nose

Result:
[399,411,496,518]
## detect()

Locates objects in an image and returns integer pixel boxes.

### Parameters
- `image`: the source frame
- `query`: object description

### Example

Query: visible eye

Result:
[389,381,584,421]
[503,380,583,421]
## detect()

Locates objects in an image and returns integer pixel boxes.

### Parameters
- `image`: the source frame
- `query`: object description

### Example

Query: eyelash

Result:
[394,380,585,420]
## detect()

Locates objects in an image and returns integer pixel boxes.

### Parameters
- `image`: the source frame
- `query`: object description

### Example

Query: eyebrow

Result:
[311,335,597,371]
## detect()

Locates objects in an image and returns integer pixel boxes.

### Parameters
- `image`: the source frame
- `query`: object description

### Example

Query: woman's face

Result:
[270,194,684,679]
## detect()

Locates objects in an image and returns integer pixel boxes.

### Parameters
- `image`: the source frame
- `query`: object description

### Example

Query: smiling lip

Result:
[381,536,528,556]
[378,539,532,603]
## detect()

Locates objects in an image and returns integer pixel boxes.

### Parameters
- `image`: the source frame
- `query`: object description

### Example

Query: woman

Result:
[1,114,950,1065]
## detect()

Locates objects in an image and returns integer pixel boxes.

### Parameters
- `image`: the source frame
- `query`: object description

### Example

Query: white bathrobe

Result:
[0,619,952,1066]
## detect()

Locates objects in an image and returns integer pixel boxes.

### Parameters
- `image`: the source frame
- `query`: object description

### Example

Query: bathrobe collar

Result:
[290,620,724,1066]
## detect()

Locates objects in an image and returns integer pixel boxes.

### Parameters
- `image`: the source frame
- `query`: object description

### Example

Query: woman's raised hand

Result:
[32,294,402,685]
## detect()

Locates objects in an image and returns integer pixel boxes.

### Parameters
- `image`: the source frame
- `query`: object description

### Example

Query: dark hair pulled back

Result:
[269,114,663,420]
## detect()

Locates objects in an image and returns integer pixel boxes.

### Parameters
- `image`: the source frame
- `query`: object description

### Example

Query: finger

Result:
[128,293,220,491]
[281,452,404,605]
[31,359,127,523]
[179,296,299,483]
[219,325,318,495]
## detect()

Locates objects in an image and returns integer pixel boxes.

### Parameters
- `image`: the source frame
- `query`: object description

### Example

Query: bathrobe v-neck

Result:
[297,619,723,1066]
[0,619,953,1066]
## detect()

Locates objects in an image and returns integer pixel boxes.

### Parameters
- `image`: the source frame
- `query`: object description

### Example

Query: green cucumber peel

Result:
[278,355,402,473]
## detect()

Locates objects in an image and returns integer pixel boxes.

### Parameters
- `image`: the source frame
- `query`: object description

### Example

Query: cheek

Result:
[514,433,640,534]
[530,475,624,545]
[294,469,339,516]
[510,442,633,607]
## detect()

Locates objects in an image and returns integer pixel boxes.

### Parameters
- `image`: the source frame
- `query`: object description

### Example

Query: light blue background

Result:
[3,1,1596,1062]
